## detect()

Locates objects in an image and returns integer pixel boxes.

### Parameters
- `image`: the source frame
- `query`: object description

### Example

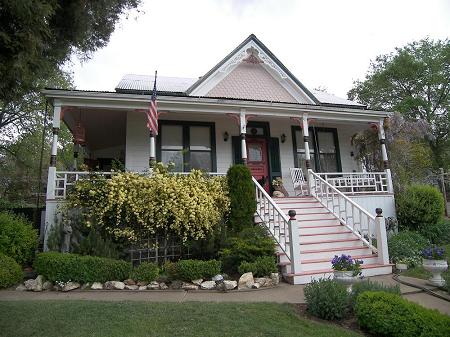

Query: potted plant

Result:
[395,259,408,272]
[272,178,288,197]
[422,245,448,287]
[331,254,363,291]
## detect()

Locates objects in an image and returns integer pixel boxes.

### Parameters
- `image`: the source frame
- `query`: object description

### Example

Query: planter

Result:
[422,259,448,287]
[333,271,360,292]
[395,263,408,272]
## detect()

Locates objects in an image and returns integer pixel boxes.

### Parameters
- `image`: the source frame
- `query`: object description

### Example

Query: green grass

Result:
[0,301,361,337]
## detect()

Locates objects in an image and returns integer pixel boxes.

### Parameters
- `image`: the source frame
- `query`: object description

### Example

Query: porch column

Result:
[240,109,247,165]
[46,104,61,200]
[302,114,313,193]
[378,118,394,193]
[149,130,156,167]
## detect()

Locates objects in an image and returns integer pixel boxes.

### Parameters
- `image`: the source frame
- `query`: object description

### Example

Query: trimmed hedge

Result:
[238,256,277,277]
[349,279,400,308]
[130,262,159,283]
[355,291,450,337]
[175,259,221,282]
[0,253,23,288]
[34,252,132,283]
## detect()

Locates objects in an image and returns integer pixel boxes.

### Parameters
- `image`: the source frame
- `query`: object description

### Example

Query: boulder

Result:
[212,274,224,282]
[200,281,216,290]
[170,280,183,289]
[137,281,147,287]
[42,281,53,291]
[238,272,254,289]
[192,279,203,286]
[270,273,279,286]
[147,281,160,290]
[159,283,168,290]
[125,285,139,290]
[91,282,103,290]
[104,281,125,290]
[223,280,237,290]
[62,282,80,292]
[81,283,91,290]
[182,282,198,290]
[33,275,44,292]
[138,286,147,291]
[254,278,267,287]
[15,284,27,291]
[251,283,261,289]
[124,279,136,286]
[24,277,41,292]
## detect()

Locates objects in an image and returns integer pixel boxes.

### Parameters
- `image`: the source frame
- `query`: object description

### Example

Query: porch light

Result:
[281,133,286,143]
[223,131,229,142]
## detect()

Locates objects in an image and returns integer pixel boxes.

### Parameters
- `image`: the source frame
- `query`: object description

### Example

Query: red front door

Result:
[246,137,269,191]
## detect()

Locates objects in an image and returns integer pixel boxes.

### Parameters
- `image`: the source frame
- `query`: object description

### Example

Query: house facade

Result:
[43,35,394,284]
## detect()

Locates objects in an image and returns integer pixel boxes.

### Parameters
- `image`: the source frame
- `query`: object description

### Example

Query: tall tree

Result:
[348,38,450,168]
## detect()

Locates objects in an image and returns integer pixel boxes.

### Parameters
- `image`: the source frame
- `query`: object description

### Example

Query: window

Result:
[159,122,215,172]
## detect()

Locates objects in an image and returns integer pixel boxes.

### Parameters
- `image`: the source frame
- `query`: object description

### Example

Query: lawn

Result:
[0,301,361,337]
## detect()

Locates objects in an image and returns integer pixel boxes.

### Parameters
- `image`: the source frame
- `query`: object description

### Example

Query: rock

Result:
[192,279,203,286]
[81,283,91,290]
[138,286,147,291]
[223,280,237,290]
[170,280,183,289]
[104,281,125,290]
[33,275,44,292]
[124,279,136,286]
[212,274,224,282]
[125,285,139,290]
[238,272,254,289]
[15,284,27,291]
[147,281,160,290]
[137,281,147,287]
[251,283,261,289]
[91,282,103,290]
[62,281,80,292]
[270,273,279,286]
[182,282,198,290]
[254,278,267,287]
[24,278,41,292]
[159,283,168,290]
[200,281,216,290]
[42,281,53,291]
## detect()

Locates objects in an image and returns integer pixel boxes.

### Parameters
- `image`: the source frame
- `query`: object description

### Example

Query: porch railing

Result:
[309,171,378,252]
[252,177,292,261]
[318,172,389,194]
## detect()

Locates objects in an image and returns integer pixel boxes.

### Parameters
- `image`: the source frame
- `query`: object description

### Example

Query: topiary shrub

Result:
[238,256,277,277]
[388,231,429,266]
[34,252,132,283]
[226,165,256,232]
[397,185,444,232]
[0,253,23,288]
[175,259,221,282]
[130,262,159,283]
[0,211,38,265]
[304,278,350,320]
[355,291,450,337]
[349,279,400,308]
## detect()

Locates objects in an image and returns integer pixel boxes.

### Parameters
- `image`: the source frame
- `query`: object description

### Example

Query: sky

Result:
[66,0,450,99]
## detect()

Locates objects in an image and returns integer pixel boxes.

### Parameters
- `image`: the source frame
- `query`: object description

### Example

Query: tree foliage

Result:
[349,38,450,168]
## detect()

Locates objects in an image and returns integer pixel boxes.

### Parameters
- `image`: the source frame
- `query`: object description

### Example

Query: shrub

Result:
[0,254,23,288]
[355,291,450,337]
[75,228,119,259]
[130,262,159,283]
[0,211,38,265]
[304,278,350,320]
[219,226,275,274]
[388,231,429,266]
[34,252,132,283]
[397,185,444,232]
[227,165,256,232]
[443,270,450,294]
[162,261,178,281]
[238,256,277,277]
[175,259,221,281]
[419,220,450,244]
[349,280,400,308]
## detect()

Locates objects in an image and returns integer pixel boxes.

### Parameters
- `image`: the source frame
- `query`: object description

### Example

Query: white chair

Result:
[290,168,308,196]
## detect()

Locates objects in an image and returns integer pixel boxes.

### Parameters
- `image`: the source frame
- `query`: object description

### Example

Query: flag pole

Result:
[149,70,157,167]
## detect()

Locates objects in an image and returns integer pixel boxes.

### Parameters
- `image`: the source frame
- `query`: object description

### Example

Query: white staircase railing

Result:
[309,170,378,253]
[252,177,292,261]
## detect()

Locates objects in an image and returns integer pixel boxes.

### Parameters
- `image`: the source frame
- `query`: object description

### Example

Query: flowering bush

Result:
[331,254,363,276]
[422,245,445,260]
[66,163,230,243]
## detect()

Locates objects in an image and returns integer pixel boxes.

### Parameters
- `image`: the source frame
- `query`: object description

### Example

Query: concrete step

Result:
[297,218,341,227]
[299,237,362,250]
[299,224,348,235]
[299,231,354,243]
[299,246,374,260]
[295,212,336,221]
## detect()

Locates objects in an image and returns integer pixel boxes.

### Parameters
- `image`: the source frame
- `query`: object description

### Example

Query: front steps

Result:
[273,196,392,285]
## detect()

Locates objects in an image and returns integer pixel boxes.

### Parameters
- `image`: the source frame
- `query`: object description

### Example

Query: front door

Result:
[246,137,270,191]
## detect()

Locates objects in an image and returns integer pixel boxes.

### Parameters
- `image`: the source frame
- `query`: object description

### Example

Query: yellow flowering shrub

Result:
[66,164,230,243]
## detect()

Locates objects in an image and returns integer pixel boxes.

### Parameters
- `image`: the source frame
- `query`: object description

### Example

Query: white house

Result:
[43,34,394,284]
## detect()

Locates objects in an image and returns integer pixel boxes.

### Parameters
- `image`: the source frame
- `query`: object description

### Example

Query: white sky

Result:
[66,0,450,99]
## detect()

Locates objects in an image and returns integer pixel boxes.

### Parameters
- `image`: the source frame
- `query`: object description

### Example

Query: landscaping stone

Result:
[24,277,42,292]
[270,273,279,285]
[137,281,147,287]
[125,285,139,290]
[147,281,160,290]
[212,274,223,282]
[42,281,53,291]
[192,279,203,286]
[251,282,261,289]
[159,283,168,290]
[138,286,147,291]
[91,282,103,290]
[200,281,216,290]
[104,281,125,290]
[62,282,80,292]
[124,279,136,286]
[223,280,237,290]
[170,280,183,289]
[182,282,198,290]
[238,272,254,289]
[254,278,267,287]
[33,275,44,292]
[81,283,91,290]
[15,284,27,291]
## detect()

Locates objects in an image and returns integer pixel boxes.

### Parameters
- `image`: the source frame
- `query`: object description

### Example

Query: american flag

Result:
[146,71,158,135]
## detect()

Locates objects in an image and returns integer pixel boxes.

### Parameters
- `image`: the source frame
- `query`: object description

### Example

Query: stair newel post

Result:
[375,208,389,265]
[288,210,302,274]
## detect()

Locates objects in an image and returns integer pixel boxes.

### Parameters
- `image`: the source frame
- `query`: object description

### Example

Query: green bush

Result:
[175,259,221,281]
[355,291,450,337]
[219,226,275,274]
[130,262,159,283]
[388,231,429,266]
[75,228,119,259]
[227,165,256,232]
[162,261,178,281]
[443,270,450,294]
[238,256,277,277]
[0,253,23,288]
[397,185,444,232]
[304,278,350,320]
[350,280,400,308]
[419,220,450,244]
[34,252,132,283]
[0,211,38,265]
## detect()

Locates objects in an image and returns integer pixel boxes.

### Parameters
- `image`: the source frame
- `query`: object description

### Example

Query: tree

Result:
[348,38,450,168]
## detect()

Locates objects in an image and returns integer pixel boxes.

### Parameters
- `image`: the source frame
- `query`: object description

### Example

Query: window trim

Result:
[157,120,216,172]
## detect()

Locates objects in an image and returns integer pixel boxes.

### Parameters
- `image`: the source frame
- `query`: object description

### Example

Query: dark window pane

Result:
[161,125,183,150]
[161,150,183,171]
[190,126,211,151]
[190,152,212,171]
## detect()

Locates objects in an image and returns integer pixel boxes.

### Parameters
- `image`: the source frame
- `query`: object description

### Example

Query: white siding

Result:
[125,110,150,172]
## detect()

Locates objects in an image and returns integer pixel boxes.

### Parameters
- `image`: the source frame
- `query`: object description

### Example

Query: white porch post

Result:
[240,109,247,165]
[302,114,313,193]
[149,130,156,167]
[288,210,302,274]
[46,104,61,200]
[375,208,389,265]
[378,118,394,193]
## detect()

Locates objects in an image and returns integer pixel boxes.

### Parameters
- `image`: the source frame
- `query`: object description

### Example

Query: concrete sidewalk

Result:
[1,275,448,315]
